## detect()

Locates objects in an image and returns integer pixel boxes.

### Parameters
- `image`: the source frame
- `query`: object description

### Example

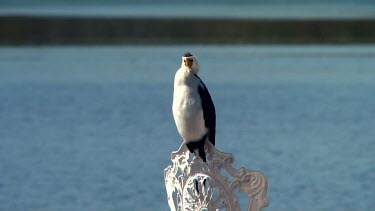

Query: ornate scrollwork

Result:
[164,141,269,211]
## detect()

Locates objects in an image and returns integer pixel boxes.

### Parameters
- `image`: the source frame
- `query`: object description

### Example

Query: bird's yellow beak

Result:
[184,58,193,67]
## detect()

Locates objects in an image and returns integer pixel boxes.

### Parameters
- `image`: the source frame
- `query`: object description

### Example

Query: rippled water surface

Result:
[0,45,375,211]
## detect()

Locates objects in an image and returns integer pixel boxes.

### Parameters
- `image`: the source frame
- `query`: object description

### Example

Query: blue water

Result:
[0,0,373,5]
[2,5,375,19]
[1,1,375,18]
[0,45,375,211]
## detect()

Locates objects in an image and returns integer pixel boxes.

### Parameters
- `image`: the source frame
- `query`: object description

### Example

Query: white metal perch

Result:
[164,141,269,211]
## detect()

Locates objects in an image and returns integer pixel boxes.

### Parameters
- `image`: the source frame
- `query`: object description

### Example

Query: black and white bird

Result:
[172,52,216,162]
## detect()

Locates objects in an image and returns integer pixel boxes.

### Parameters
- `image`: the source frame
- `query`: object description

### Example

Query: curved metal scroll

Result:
[164,141,269,211]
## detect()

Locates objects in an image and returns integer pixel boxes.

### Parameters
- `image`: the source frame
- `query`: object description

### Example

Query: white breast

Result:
[172,68,207,143]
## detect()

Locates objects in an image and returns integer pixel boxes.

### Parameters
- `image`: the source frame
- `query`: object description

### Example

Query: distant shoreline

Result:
[1,15,375,45]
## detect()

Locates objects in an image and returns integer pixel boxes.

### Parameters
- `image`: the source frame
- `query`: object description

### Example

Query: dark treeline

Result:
[1,15,375,45]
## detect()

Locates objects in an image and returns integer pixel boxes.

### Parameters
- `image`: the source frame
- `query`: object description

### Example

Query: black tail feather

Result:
[185,138,207,162]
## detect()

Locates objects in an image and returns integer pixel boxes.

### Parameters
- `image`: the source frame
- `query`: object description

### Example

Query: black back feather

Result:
[197,77,216,146]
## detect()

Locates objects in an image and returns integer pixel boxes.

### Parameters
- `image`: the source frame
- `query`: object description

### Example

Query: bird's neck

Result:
[180,66,198,76]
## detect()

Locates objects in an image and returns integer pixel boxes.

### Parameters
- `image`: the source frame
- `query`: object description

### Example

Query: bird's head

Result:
[182,52,199,75]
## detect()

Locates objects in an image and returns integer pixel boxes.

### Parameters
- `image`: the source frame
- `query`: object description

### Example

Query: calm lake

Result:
[0,45,374,211]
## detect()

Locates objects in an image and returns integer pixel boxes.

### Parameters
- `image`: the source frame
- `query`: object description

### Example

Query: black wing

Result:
[197,77,216,146]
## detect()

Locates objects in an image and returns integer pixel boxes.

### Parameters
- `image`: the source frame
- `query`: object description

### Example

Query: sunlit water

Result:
[0,45,375,211]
